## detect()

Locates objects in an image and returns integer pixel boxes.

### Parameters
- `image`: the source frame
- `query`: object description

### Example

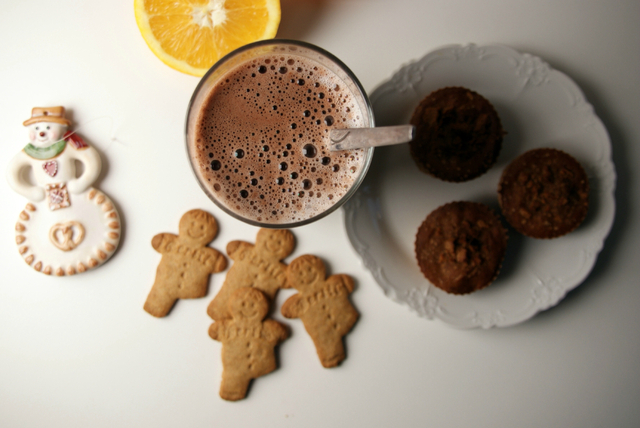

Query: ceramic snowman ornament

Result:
[7,106,121,275]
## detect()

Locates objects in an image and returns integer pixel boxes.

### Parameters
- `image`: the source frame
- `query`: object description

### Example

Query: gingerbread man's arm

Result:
[151,233,179,253]
[226,241,253,261]
[208,320,227,341]
[281,294,304,319]
[262,319,289,344]
[328,274,355,294]
[275,261,290,288]
[201,247,227,273]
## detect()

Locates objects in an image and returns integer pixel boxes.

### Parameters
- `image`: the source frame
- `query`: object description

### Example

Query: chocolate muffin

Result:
[498,148,589,239]
[415,201,508,295]
[409,87,504,182]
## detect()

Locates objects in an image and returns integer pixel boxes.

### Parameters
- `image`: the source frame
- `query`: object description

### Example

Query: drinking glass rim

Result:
[185,39,375,228]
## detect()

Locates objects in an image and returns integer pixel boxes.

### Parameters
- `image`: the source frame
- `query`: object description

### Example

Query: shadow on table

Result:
[499,46,631,326]
[277,0,331,40]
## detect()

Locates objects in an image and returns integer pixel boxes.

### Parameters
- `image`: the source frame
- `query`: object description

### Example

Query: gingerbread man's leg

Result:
[176,272,209,300]
[313,332,346,368]
[144,272,178,318]
[219,372,252,401]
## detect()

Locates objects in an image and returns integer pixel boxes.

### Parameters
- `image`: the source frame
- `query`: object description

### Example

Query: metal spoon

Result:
[329,125,415,151]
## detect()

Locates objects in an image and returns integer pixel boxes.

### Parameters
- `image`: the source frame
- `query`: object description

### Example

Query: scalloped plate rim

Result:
[343,43,616,329]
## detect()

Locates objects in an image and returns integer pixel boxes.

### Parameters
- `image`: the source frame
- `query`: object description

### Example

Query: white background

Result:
[1,0,638,427]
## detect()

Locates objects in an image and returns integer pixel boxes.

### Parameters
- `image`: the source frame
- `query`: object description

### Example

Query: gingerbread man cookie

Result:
[281,255,359,368]
[144,209,227,317]
[6,107,121,275]
[207,228,295,321]
[209,287,289,401]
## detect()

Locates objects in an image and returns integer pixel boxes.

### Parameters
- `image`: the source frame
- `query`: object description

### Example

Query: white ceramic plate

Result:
[344,44,616,329]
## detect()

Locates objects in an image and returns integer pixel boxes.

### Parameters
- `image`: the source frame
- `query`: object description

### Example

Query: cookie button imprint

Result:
[6,107,121,276]
[144,209,227,317]
[498,148,589,239]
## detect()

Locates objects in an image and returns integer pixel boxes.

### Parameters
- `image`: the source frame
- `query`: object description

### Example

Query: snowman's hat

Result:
[23,106,71,127]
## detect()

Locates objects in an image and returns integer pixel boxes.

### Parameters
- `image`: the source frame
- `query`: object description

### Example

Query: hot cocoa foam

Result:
[191,53,367,224]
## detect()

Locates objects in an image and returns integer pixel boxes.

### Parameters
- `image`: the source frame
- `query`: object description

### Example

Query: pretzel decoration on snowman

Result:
[6,107,121,276]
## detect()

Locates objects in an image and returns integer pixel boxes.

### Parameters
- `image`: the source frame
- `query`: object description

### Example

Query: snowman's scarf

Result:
[63,131,89,149]
[23,131,88,160]
[23,139,66,160]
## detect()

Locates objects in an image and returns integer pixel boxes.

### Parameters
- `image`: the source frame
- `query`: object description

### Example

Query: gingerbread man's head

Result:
[228,287,269,323]
[287,255,326,292]
[255,229,295,260]
[179,209,218,245]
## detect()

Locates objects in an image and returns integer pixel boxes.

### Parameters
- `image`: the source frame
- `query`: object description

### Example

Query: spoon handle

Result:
[329,125,415,151]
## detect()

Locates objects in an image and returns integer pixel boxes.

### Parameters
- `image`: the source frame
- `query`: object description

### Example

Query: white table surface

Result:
[1,1,638,427]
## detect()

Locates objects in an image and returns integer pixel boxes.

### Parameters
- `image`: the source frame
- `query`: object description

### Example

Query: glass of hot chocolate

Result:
[186,40,375,228]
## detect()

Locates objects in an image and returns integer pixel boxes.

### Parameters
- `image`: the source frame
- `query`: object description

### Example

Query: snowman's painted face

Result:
[28,122,66,148]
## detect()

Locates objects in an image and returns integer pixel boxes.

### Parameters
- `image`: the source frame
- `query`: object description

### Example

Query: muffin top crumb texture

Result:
[498,148,589,239]
[409,87,504,182]
[415,201,507,295]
